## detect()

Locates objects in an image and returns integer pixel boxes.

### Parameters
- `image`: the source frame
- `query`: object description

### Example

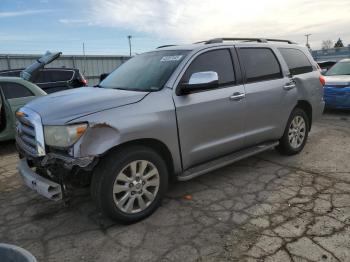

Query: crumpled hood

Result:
[25,87,148,124]
[324,75,350,86]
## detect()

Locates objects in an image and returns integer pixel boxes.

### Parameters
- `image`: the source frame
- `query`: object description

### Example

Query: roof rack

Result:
[156,45,177,49]
[198,38,296,45]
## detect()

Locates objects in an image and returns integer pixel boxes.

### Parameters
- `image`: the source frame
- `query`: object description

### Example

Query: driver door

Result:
[173,48,247,170]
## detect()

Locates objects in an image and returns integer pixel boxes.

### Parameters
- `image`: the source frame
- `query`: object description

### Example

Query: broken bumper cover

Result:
[17,159,62,201]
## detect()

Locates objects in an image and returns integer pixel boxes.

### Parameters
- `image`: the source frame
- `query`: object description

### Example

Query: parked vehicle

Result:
[317,60,337,74]
[0,52,88,94]
[323,59,350,109]
[0,77,46,142]
[15,38,324,223]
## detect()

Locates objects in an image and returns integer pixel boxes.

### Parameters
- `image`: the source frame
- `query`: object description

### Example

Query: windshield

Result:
[100,50,189,91]
[325,61,350,76]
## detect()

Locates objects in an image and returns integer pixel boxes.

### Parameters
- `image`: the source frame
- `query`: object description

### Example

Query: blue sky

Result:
[0,0,174,55]
[1,0,349,55]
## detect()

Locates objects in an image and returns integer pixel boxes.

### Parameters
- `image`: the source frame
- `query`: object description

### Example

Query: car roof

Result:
[155,40,305,53]
[0,76,25,82]
[338,58,350,63]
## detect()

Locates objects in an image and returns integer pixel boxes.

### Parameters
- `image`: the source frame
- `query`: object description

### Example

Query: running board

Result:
[178,141,279,181]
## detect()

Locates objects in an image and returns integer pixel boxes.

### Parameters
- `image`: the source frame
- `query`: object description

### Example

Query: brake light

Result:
[319,75,326,86]
[80,78,88,86]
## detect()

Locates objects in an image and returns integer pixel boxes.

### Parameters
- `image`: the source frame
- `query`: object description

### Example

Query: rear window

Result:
[278,48,313,75]
[35,70,74,83]
[0,70,21,77]
[1,82,33,99]
[238,48,282,83]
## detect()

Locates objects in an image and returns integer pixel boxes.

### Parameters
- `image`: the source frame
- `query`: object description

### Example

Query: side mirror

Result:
[179,71,219,94]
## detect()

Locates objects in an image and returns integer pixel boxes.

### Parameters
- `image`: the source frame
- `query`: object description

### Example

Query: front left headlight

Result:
[44,123,88,148]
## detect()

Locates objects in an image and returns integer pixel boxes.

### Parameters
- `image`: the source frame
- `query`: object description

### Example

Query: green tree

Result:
[334,38,344,48]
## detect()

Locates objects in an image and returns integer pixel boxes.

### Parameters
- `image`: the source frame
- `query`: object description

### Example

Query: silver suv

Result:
[15,38,325,223]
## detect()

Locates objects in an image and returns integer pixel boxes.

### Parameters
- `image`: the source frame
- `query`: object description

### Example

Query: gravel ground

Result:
[0,110,349,262]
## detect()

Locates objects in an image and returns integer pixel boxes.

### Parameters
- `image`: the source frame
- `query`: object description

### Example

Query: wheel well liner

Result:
[296,100,312,130]
[105,138,175,176]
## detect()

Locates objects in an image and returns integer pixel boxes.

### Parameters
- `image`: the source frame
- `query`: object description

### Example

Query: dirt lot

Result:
[0,111,350,262]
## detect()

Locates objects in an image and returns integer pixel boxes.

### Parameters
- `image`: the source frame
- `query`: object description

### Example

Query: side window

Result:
[238,48,282,83]
[181,49,235,86]
[278,48,314,75]
[50,70,73,82]
[1,83,33,99]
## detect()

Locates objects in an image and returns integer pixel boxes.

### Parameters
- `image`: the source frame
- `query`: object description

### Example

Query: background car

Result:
[0,52,88,94]
[323,59,350,109]
[317,60,337,74]
[0,77,46,141]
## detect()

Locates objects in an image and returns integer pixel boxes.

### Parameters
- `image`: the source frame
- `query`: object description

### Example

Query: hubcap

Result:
[288,115,306,149]
[112,160,160,214]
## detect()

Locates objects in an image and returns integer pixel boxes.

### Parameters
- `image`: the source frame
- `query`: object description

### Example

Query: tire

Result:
[91,146,168,223]
[277,108,310,155]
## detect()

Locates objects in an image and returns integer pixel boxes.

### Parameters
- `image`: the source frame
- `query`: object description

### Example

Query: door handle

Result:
[230,92,245,101]
[283,82,296,90]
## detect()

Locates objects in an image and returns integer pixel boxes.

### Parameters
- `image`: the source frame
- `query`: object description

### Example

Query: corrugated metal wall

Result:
[0,54,130,85]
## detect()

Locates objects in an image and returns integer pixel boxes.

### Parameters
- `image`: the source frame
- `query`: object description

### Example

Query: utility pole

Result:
[127,35,132,56]
[305,34,311,49]
[82,42,86,74]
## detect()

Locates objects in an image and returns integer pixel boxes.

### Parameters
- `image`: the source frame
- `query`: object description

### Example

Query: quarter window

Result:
[1,83,33,99]
[181,49,235,86]
[278,48,313,75]
[238,48,282,83]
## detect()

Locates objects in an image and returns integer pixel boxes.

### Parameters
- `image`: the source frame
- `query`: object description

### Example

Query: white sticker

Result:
[160,55,183,62]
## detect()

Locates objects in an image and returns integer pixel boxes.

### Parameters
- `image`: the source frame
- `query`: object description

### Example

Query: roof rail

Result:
[156,45,177,49]
[201,38,296,44]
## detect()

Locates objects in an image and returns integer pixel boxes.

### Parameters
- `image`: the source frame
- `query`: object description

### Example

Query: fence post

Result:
[6,55,11,70]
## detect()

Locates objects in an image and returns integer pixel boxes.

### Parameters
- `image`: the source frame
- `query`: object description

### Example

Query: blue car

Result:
[324,59,350,109]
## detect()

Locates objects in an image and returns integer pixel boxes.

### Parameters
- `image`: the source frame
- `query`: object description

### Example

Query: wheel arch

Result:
[296,100,312,130]
[103,138,175,178]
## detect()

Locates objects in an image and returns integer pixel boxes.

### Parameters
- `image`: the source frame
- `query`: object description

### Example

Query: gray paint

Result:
[17,41,324,177]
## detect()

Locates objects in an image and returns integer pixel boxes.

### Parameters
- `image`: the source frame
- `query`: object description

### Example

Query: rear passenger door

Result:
[173,48,247,169]
[237,47,296,146]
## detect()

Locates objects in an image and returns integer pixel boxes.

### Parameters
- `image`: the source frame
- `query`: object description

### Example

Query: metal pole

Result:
[127,35,132,56]
[83,42,86,74]
[305,34,311,49]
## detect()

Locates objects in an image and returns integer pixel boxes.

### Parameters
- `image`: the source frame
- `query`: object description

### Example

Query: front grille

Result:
[15,108,46,157]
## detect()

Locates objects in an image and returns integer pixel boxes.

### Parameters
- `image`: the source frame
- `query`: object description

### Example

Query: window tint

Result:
[238,48,282,83]
[0,70,21,77]
[279,48,313,75]
[35,70,73,83]
[181,49,235,86]
[1,82,33,99]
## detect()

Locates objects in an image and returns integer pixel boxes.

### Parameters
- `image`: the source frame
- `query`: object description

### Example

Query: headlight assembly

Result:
[44,123,88,148]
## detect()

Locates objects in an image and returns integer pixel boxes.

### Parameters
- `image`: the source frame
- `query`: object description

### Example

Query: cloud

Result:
[88,0,350,46]
[0,9,51,18]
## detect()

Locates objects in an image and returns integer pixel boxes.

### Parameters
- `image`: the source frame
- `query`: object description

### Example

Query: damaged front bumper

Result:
[17,159,63,201]
[17,152,97,201]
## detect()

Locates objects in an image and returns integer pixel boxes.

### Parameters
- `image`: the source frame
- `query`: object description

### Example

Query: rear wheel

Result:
[277,108,309,155]
[91,146,168,223]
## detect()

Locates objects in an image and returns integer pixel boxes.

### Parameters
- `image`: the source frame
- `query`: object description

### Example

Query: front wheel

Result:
[277,108,310,155]
[91,146,168,223]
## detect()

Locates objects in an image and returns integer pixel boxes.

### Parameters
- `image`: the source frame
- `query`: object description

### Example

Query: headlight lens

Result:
[44,123,88,148]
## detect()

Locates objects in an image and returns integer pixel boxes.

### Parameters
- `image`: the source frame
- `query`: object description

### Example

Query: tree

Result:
[334,38,344,48]
[321,40,333,50]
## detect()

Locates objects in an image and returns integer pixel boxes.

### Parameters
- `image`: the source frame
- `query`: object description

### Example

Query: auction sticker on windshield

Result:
[160,55,183,62]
